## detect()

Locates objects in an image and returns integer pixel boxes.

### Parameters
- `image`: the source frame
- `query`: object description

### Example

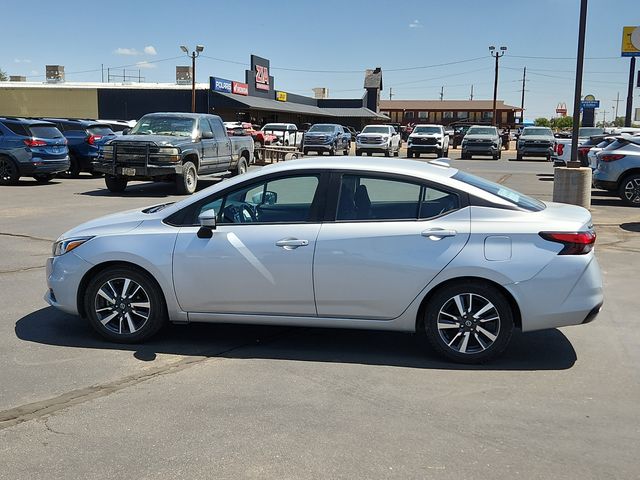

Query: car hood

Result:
[58,207,160,240]
[464,134,497,140]
[410,133,441,138]
[359,132,389,137]
[110,135,193,147]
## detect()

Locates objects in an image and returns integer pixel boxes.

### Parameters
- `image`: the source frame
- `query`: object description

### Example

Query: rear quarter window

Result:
[87,126,115,136]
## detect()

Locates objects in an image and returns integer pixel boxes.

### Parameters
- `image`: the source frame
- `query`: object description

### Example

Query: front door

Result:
[313,173,470,319]
[172,173,326,315]
[199,118,218,171]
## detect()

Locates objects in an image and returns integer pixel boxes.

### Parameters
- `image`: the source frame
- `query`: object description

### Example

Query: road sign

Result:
[621,26,640,57]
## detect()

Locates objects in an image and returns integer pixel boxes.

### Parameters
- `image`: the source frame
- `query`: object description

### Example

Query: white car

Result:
[260,123,302,147]
[355,125,401,157]
[45,157,603,364]
[407,124,450,158]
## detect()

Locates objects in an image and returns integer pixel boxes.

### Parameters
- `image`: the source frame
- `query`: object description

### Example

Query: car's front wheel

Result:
[420,281,514,364]
[619,173,640,206]
[84,266,167,343]
[176,160,197,195]
[105,175,128,193]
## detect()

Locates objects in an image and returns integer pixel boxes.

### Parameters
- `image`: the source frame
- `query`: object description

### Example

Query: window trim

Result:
[325,170,467,223]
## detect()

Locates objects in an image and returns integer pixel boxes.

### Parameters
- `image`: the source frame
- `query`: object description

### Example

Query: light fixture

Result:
[196,45,204,53]
[180,45,188,53]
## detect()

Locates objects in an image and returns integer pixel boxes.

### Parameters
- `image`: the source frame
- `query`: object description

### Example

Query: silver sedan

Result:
[45,157,603,363]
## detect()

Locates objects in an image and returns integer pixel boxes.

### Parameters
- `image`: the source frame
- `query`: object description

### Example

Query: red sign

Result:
[232,81,249,96]
[256,65,270,91]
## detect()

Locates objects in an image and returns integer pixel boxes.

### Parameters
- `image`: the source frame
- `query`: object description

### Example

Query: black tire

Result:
[444,148,449,157]
[355,150,362,156]
[384,148,390,157]
[90,169,104,177]
[393,147,399,157]
[437,149,444,157]
[84,266,167,343]
[516,153,523,161]
[619,173,640,207]
[493,152,500,160]
[407,150,413,158]
[33,174,54,183]
[0,155,20,185]
[303,149,309,156]
[105,175,128,193]
[62,156,81,178]
[176,160,197,195]
[419,280,514,364]
[329,143,336,156]
[232,156,248,177]
[343,143,349,155]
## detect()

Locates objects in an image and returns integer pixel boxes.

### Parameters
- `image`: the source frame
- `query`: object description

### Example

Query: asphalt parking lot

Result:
[1,149,639,479]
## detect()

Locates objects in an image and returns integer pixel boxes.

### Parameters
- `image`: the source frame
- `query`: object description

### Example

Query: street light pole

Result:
[569,0,587,167]
[489,46,507,127]
[180,44,204,113]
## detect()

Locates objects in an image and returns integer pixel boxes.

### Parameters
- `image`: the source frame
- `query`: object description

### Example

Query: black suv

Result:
[0,118,69,185]
[41,118,116,176]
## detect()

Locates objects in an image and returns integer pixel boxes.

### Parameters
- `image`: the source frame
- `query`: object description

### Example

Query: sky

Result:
[1,0,638,120]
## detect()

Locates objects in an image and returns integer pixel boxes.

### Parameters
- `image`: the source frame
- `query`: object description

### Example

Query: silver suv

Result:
[592,135,640,206]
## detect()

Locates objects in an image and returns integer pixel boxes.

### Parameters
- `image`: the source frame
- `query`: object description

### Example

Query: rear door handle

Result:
[421,228,457,240]
[276,238,309,249]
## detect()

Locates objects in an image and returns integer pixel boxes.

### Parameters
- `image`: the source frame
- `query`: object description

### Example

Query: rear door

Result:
[210,117,232,169]
[313,172,470,319]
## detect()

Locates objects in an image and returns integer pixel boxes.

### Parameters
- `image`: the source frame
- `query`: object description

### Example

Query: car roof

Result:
[41,118,108,126]
[412,124,442,128]
[0,117,56,126]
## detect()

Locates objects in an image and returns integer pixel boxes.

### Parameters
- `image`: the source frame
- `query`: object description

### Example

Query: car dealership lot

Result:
[1,153,639,479]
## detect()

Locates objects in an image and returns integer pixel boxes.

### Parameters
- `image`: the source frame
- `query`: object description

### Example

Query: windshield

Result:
[453,171,546,212]
[130,116,195,137]
[466,127,497,136]
[361,126,390,134]
[28,125,64,139]
[522,128,553,137]
[87,126,115,136]
[308,125,336,133]
[579,127,604,137]
[413,126,441,134]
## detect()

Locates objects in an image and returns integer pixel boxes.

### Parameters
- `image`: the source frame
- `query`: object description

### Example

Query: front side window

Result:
[209,118,227,139]
[200,118,213,137]
[193,175,321,225]
[336,175,459,221]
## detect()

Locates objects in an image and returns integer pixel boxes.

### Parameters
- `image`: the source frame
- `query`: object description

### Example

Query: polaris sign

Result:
[210,77,232,93]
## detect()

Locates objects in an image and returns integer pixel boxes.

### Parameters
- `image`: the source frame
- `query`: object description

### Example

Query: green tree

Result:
[534,117,550,127]
[551,116,573,129]
[613,116,625,127]
[0,68,8,82]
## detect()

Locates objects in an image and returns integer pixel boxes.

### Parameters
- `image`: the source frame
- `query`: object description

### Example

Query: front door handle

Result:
[276,238,309,250]
[421,228,457,240]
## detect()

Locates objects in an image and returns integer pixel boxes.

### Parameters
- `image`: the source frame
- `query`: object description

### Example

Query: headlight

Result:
[157,147,180,155]
[102,144,114,161]
[52,236,94,256]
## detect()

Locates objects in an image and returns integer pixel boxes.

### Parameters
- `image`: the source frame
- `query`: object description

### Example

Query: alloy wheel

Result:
[623,178,640,204]
[0,158,16,182]
[186,167,196,190]
[436,293,500,354]
[94,277,151,335]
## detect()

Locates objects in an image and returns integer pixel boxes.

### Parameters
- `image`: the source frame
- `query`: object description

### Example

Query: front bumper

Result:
[45,252,95,316]
[462,144,499,155]
[19,157,70,176]
[303,143,333,151]
[93,161,182,178]
[517,146,554,157]
[408,144,441,153]
[356,142,390,152]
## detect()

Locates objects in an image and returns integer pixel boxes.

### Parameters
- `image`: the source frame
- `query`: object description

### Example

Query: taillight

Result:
[539,231,596,255]
[87,134,103,145]
[555,143,564,155]
[578,146,591,156]
[599,154,624,162]
[23,138,47,147]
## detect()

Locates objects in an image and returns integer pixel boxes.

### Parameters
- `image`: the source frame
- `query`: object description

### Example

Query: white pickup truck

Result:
[552,127,604,166]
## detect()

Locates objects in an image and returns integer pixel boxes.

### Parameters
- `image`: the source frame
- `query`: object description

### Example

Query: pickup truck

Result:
[552,127,604,166]
[355,124,402,157]
[515,126,555,161]
[94,113,253,194]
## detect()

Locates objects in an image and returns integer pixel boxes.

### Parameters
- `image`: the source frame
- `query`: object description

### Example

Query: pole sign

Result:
[581,94,599,109]
[232,81,249,96]
[621,26,640,57]
[210,77,232,93]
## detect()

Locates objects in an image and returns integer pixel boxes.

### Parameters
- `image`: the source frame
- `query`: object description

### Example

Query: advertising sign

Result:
[581,100,600,109]
[232,81,249,96]
[621,26,640,57]
[256,65,270,91]
[211,77,232,93]
[276,91,287,102]
[246,55,274,97]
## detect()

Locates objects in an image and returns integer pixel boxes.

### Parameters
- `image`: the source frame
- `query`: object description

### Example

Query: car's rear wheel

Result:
[84,266,167,343]
[0,156,20,185]
[33,174,54,183]
[619,174,640,206]
[105,175,128,193]
[61,155,81,178]
[420,281,514,364]
[232,156,248,177]
[176,160,197,195]
[355,149,361,156]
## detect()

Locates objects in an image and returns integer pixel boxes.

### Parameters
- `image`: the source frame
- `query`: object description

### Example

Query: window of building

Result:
[443,111,454,119]
[418,111,428,119]
[404,111,415,119]
[457,111,469,119]
[482,111,494,120]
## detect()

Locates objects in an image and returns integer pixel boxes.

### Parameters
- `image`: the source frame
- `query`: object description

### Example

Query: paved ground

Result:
[1,149,639,479]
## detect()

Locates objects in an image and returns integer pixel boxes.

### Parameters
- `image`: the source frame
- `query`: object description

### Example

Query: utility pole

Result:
[602,109,606,127]
[389,87,393,100]
[625,57,636,127]
[470,84,474,101]
[101,64,104,83]
[614,91,620,120]
[520,66,526,125]
[180,44,205,113]
[439,86,444,101]
[489,45,507,127]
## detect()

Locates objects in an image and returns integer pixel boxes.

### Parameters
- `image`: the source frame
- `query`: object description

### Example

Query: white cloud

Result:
[409,19,422,29]
[143,45,157,56]
[136,61,156,69]
[14,58,31,63]
[114,47,140,56]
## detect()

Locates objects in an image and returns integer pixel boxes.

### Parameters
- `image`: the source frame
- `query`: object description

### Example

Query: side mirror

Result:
[201,130,214,140]
[122,128,130,135]
[251,191,277,205]
[197,209,216,238]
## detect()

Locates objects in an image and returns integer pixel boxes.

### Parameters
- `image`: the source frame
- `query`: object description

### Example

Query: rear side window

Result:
[87,126,115,136]
[454,171,545,212]
[28,125,64,139]
[2,122,29,136]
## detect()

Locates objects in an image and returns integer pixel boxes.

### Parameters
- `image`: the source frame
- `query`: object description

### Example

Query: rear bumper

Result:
[19,158,70,175]
[592,179,617,191]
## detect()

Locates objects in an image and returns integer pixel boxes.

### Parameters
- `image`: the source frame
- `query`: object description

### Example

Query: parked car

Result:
[586,136,617,169]
[41,118,117,176]
[225,122,276,162]
[260,123,302,147]
[93,113,253,195]
[553,127,605,166]
[0,117,69,185]
[45,157,603,364]
[515,126,555,161]
[592,135,640,206]
[450,122,490,149]
[407,124,449,158]
[342,125,358,140]
[303,124,350,156]
[355,124,401,157]
[461,126,502,159]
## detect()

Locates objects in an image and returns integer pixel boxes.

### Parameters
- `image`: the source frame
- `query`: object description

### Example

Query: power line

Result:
[25,56,185,79]
[508,55,619,60]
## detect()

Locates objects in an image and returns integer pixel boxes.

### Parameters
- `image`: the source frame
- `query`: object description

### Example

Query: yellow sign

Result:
[583,94,595,101]
[276,91,287,102]
[621,26,640,57]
